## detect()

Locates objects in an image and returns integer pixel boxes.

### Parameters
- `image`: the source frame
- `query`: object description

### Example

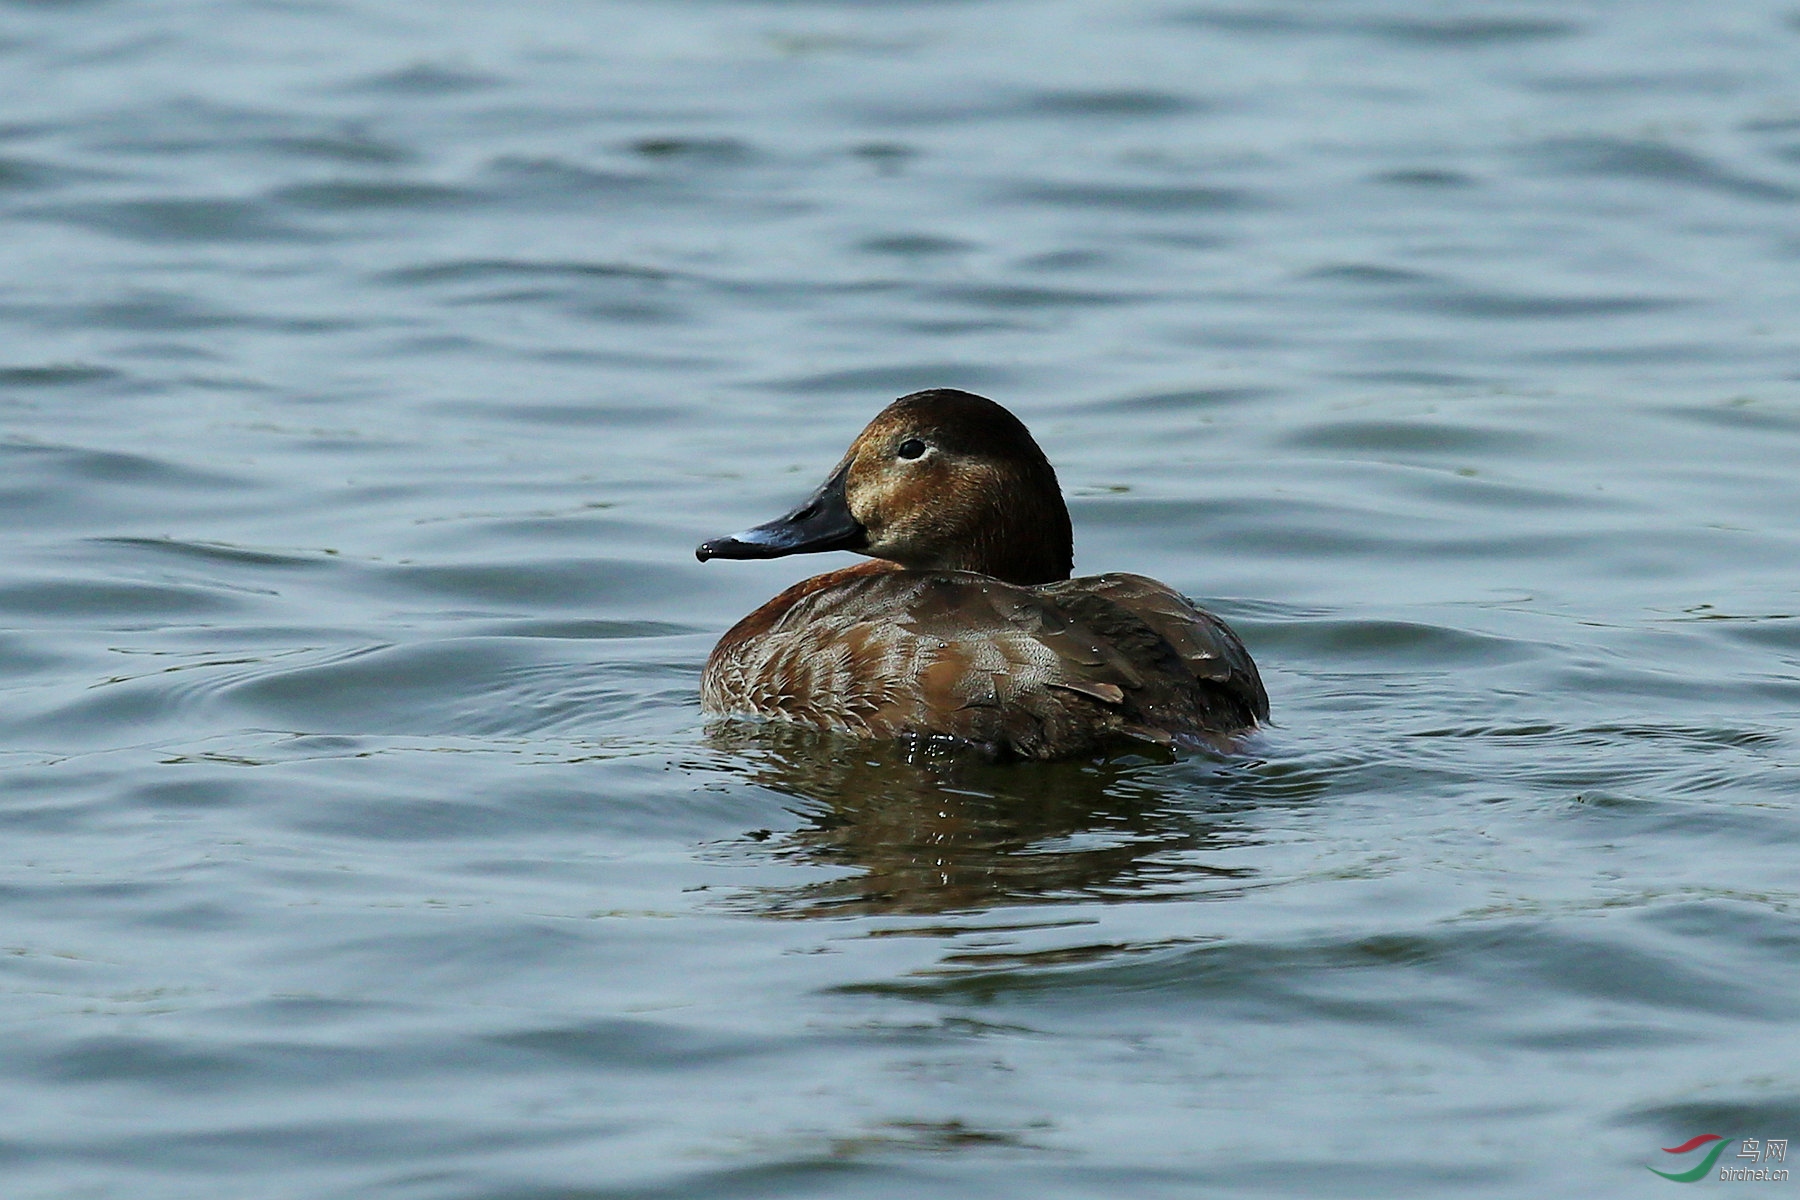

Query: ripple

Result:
[1628,1094,1800,1148]
[0,442,254,530]
[1251,617,1538,669]
[1023,89,1202,117]
[0,155,81,191]
[1175,8,1580,44]
[3,441,246,488]
[1008,180,1260,213]
[43,1115,598,1173]
[431,399,695,427]
[1371,167,1475,188]
[0,577,246,620]
[1411,290,1688,320]
[856,233,976,257]
[628,135,757,164]
[487,1017,779,1069]
[259,131,413,165]
[1078,385,1275,413]
[1279,417,1543,457]
[34,197,320,242]
[50,291,314,333]
[1524,70,1754,97]
[929,283,1136,310]
[1530,137,1800,202]
[1301,263,1438,286]
[215,636,686,738]
[340,61,504,96]
[1662,397,1800,436]
[0,630,63,676]
[0,363,121,386]
[479,155,665,207]
[851,907,1796,1025]
[1333,368,1493,387]
[1367,16,1579,45]
[219,641,508,729]
[99,537,331,571]
[368,557,691,611]
[271,180,482,212]
[765,362,1025,396]
[379,258,670,286]
[376,256,684,322]
[1705,616,1800,653]
[465,619,698,640]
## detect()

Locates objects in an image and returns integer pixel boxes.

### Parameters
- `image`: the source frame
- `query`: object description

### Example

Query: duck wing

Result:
[1036,572,1269,735]
[704,568,1264,758]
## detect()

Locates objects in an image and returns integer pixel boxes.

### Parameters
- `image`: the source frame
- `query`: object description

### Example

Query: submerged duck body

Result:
[696,389,1268,760]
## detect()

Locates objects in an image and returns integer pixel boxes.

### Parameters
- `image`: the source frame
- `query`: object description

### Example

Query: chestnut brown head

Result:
[696,389,1074,586]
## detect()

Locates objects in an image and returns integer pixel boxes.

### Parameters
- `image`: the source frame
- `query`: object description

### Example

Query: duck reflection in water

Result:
[707,724,1259,919]
[696,389,1267,760]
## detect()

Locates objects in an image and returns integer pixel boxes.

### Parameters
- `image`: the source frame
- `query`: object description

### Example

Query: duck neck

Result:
[961,472,1074,586]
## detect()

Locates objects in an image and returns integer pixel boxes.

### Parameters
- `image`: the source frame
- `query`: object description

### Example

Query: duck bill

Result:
[695,463,866,562]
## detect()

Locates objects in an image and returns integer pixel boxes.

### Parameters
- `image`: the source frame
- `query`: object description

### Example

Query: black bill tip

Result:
[696,464,864,564]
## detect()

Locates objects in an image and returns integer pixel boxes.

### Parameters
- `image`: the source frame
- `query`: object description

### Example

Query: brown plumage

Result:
[695,389,1268,760]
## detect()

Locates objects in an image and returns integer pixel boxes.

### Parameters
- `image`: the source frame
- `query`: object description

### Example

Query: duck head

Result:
[696,389,1074,586]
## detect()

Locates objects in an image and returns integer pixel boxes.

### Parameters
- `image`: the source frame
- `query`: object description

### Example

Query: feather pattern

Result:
[702,565,1267,760]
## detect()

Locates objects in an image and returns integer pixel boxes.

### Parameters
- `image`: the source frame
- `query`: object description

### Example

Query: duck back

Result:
[702,565,1266,760]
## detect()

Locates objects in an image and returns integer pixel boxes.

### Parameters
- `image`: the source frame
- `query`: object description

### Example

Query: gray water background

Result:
[4,0,1800,1196]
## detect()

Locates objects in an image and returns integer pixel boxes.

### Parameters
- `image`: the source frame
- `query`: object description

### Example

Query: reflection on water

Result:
[708,723,1259,918]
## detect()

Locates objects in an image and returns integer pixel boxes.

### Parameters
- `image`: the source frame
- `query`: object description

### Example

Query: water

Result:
[3,0,1799,1196]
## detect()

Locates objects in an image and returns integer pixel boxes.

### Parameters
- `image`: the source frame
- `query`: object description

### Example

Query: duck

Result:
[695,388,1268,760]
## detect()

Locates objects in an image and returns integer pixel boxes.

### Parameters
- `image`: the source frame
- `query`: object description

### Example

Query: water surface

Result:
[3,1,1799,1197]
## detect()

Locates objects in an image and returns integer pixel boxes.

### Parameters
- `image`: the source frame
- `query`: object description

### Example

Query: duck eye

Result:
[896,438,928,460]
